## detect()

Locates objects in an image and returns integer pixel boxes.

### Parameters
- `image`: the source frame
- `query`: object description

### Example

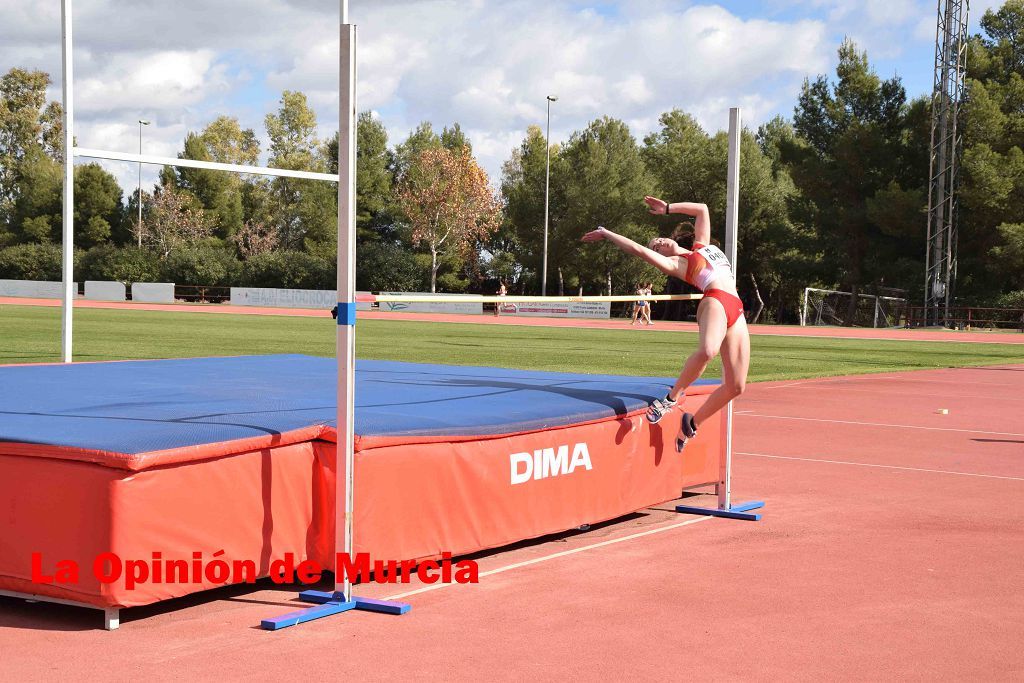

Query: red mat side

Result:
[339,397,722,565]
[0,456,119,606]
[0,441,331,608]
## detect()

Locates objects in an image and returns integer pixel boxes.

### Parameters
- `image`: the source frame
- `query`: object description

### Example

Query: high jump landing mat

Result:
[0,354,724,616]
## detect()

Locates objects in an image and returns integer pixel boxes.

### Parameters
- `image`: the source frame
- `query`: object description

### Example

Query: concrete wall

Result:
[84,281,127,302]
[378,293,484,315]
[0,279,69,299]
[231,287,373,311]
[131,282,176,304]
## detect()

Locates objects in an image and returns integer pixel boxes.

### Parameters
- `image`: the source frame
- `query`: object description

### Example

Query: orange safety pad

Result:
[0,442,332,608]
[0,396,721,609]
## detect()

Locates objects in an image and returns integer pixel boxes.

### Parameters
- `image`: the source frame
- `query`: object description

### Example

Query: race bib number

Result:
[696,245,733,277]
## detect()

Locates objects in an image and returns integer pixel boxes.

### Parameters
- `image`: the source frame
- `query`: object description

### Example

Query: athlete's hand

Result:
[581,226,609,242]
[644,196,668,215]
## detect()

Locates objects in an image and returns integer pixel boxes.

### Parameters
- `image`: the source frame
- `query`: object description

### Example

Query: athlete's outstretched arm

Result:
[644,196,711,245]
[581,226,677,276]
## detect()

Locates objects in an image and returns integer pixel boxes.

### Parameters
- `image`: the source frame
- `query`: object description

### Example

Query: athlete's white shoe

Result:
[646,396,677,424]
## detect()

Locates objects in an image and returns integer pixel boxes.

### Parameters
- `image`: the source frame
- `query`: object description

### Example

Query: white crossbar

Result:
[72,147,339,182]
[360,294,704,304]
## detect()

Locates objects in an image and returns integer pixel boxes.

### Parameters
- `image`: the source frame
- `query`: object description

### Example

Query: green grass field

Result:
[2,304,1023,381]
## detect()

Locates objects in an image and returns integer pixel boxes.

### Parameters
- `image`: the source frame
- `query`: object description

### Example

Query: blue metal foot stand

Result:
[261,590,411,631]
[675,500,765,521]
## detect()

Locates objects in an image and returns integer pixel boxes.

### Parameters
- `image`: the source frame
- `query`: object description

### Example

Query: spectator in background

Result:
[631,283,646,325]
[494,281,507,316]
[640,282,654,326]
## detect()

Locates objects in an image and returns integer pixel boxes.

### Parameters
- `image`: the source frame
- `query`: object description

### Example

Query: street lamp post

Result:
[542,94,557,296]
[137,119,150,247]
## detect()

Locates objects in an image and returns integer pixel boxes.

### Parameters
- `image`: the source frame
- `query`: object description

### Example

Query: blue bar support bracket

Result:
[336,302,357,326]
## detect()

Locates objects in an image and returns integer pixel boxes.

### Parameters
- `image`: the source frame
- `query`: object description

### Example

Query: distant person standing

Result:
[640,282,654,326]
[494,281,507,316]
[631,283,646,325]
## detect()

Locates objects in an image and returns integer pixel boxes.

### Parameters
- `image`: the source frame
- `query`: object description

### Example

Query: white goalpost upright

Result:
[60,0,74,363]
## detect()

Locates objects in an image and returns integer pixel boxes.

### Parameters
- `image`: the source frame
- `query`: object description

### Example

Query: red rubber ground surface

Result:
[2,363,1021,679]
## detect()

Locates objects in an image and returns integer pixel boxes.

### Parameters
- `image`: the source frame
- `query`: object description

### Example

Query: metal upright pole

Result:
[60,0,74,363]
[137,120,149,247]
[674,106,761,523]
[138,123,142,246]
[336,0,358,602]
[720,107,741,511]
[542,95,556,296]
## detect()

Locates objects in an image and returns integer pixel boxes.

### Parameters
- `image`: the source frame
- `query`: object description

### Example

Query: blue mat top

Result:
[0,355,716,456]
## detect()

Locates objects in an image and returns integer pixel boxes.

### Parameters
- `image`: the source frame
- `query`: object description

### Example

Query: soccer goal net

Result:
[800,288,908,328]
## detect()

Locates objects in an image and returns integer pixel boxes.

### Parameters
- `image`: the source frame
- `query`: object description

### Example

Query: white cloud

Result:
[3,0,952,193]
[75,51,228,117]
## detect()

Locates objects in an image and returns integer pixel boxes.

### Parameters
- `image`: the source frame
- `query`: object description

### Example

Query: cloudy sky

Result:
[0,0,1006,194]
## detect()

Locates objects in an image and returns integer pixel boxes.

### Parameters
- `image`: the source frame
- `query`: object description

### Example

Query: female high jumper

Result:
[582,196,748,451]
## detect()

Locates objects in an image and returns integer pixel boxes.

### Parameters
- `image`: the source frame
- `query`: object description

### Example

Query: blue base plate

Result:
[261,590,411,630]
[675,500,764,521]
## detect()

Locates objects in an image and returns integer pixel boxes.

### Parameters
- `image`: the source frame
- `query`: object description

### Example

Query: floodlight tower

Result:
[924,0,969,327]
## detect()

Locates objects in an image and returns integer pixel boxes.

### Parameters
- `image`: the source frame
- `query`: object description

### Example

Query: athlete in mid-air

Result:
[582,196,748,450]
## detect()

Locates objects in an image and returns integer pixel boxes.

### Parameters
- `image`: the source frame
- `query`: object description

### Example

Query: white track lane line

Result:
[829,375,1020,387]
[737,451,1024,481]
[762,374,1023,390]
[760,386,1024,402]
[763,380,818,389]
[384,516,712,601]
[737,413,1024,438]
[748,332,1024,345]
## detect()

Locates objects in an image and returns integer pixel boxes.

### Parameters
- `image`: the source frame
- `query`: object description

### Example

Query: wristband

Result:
[664,202,670,215]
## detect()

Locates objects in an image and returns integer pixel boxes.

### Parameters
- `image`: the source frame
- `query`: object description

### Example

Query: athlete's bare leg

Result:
[692,315,750,426]
[666,298,727,402]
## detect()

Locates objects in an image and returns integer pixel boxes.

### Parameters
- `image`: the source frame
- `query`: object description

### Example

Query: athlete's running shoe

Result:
[675,412,698,452]
[646,396,677,424]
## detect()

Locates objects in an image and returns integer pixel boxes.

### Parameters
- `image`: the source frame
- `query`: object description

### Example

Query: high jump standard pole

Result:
[336,0,358,603]
[674,107,764,522]
[720,107,741,511]
[263,0,410,629]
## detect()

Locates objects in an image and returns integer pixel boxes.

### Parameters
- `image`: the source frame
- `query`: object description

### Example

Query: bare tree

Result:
[232,219,280,259]
[134,187,214,258]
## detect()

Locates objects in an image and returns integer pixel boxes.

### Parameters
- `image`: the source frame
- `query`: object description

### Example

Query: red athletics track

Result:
[4,295,1024,343]
[1,364,1021,679]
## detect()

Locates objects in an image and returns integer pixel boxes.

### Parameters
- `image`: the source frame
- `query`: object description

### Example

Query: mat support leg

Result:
[103,607,119,631]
